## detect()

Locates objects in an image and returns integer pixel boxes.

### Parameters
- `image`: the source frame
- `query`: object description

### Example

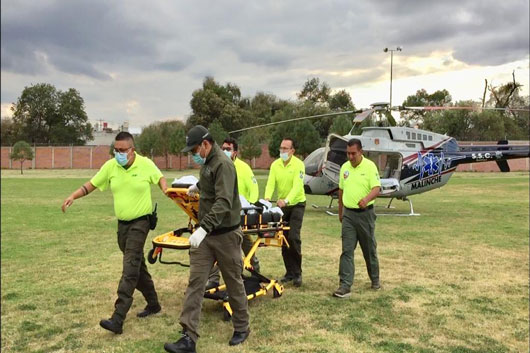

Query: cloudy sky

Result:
[2,0,529,129]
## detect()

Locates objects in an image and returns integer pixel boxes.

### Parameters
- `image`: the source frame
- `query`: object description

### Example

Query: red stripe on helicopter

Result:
[402,137,452,164]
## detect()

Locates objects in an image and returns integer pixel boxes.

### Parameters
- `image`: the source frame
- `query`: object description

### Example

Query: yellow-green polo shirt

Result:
[339,156,381,209]
[91,153,163,221]
[265,155,306,205]
[234,158,259,203]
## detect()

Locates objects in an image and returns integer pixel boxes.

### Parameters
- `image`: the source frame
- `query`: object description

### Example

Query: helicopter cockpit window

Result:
[304,147,324,176]
[365,152,402,180]
[327,137,348,167]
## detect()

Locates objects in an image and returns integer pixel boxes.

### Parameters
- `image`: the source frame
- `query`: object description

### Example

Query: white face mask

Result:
[223,150,232,159]
[280,152,289,161]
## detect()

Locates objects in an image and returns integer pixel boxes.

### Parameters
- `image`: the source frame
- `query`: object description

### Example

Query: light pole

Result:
[383,46,402,108]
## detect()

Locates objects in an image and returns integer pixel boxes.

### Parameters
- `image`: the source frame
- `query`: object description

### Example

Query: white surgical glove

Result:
[187,183,199,197]
[189,227,207,248]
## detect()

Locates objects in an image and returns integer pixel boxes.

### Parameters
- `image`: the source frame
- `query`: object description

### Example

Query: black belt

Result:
[345,204,373,213]
[210,224,240,236]
[118,214,150,225]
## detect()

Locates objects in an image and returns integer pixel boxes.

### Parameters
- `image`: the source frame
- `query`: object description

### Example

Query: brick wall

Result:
[1,143,529,172]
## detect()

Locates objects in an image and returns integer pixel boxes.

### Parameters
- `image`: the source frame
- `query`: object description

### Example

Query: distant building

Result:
[86,120,141,146]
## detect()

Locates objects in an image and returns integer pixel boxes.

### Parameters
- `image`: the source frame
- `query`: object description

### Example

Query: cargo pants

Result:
[207,234,260,284]
[339,207,379,289]
[179,228,249,342]
[281,202,305,278]
[112,218,159,324]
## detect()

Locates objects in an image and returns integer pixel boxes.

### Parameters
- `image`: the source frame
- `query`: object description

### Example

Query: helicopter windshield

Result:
[304,147,325,176]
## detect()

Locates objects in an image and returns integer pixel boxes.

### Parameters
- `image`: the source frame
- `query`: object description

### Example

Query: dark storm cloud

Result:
[1,0,193,79]
[1,0,528,124]
[368,0,529,65]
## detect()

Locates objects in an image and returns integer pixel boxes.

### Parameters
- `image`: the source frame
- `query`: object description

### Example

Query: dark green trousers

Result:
[112,218,159,324]
[179,228,249,342]
[281,203,305,278]
[339,207,379,289]
[207,234,260,283]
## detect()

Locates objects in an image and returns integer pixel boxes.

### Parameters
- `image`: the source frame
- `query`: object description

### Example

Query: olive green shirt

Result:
[197,144,241,233]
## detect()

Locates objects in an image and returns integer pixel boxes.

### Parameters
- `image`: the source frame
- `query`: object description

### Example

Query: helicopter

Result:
[232,102,530,216]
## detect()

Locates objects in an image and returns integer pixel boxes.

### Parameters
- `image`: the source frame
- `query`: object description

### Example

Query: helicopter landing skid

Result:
[377,198,420,216]
[312,197,336,210]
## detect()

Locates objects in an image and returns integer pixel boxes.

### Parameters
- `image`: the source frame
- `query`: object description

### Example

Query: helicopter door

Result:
[365,152,402,195]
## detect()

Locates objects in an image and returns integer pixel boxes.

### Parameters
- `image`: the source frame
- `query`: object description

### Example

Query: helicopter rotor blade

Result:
[402,106,530,112]
[229,110,359,134]
[352,109,375,123]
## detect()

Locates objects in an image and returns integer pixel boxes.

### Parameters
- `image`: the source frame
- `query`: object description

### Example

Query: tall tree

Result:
[136,124,162,160]
[1,118,17,146]
[269,119,321,158]
[239,130,262,163]
[10,140,34,174]
[329,115,353,136]
[297,77,331,104]
[169,125,187,170]
[208,120,228,145]
[328,89,355,111]
[11,83,93,145]
[400,89,452,127]
[136,120,185,169]
[187,77,255,133]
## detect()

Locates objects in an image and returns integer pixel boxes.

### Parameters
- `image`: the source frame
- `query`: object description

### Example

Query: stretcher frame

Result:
[147,187,290,320]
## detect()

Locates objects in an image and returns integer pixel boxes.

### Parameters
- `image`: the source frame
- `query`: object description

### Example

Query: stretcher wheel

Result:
[147,248,158,264]
[223,307,232,321]
[273,287,282,298]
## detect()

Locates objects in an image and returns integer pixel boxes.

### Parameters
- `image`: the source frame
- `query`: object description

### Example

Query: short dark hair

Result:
[347,138,362,150]
[282,137,295,149]
[115,131,134,144]
[223,137,238,151]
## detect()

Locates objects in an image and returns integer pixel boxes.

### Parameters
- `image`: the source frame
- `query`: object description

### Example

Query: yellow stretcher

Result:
[147,187,290,320]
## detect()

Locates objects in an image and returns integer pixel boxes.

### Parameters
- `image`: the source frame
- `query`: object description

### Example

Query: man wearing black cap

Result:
[164,125,250,353]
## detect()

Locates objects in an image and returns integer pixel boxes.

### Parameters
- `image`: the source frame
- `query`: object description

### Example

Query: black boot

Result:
[99,318,123,334]
[164,331,196,353]
[137,304,162,318]
[229,329,250,346]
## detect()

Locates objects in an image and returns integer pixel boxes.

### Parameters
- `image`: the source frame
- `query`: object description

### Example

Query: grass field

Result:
[1,169,528,353]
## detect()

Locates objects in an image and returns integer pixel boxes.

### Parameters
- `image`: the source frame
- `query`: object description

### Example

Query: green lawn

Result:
[1,170,528,353]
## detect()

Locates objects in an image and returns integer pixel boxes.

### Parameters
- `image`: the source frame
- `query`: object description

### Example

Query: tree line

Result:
[3,76,529,167]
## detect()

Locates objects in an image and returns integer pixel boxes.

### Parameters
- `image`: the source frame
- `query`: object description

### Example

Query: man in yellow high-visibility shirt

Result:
[264,137,306,287]
[206,137,261,289]
[61,132,169,334]
[333,138,381,299]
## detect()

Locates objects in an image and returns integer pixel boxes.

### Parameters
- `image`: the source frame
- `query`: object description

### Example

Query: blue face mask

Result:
[223,150,232,159]
[192,153,205,165]
[114,152,129,166]
[280,152,289,161]
[192,144,206,165]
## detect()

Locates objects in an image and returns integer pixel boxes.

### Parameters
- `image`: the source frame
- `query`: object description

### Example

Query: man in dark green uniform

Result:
[206,137,261,289]
[164,126,250,353]
[333,138,381,298]
[61,132,168,333]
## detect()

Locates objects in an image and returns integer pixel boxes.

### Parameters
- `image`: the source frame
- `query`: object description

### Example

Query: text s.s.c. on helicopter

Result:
[301,103,529,215]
